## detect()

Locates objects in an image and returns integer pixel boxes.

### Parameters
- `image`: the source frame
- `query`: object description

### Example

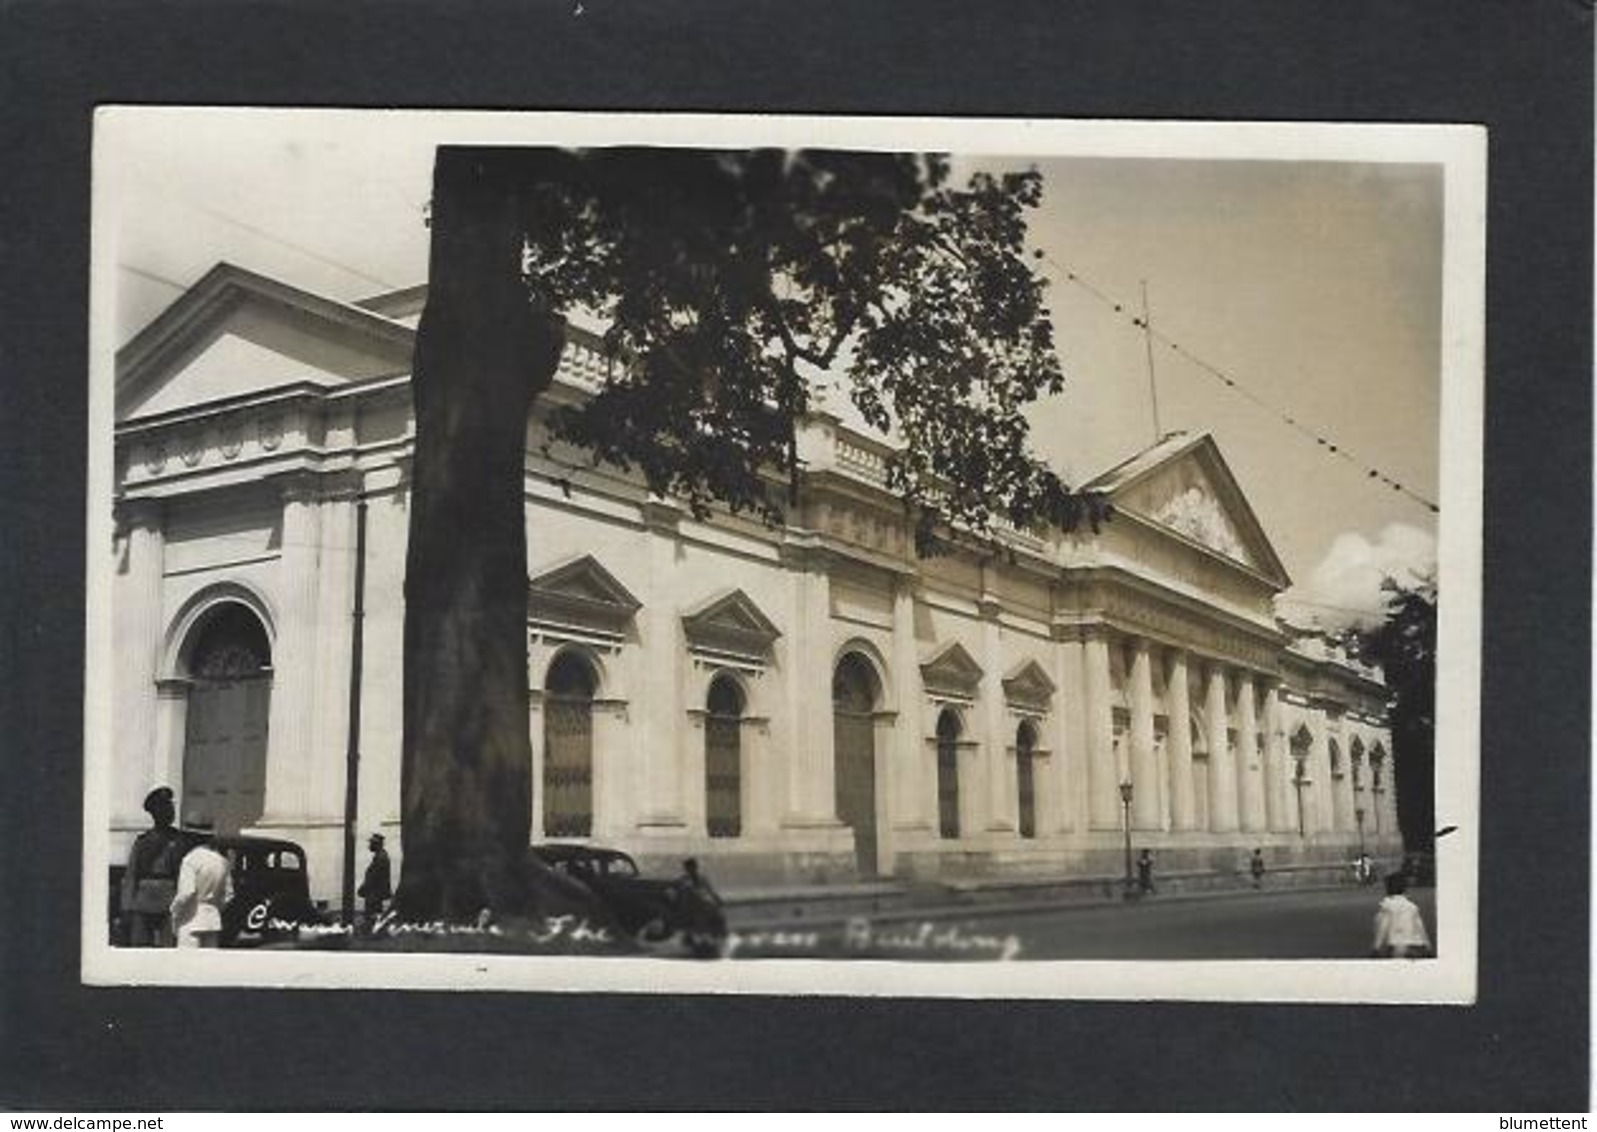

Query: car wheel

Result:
[635,917,673,945]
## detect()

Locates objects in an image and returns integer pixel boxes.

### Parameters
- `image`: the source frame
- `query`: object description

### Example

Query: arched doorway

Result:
[832,653,881,877]
[935,708,962,840]
[705,675,744,839]
[180,603,272,835]
[1015,720,1039,839]
[544,651,598,838]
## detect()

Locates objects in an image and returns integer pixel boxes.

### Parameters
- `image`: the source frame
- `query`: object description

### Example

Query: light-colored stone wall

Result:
[111,367,1399,905]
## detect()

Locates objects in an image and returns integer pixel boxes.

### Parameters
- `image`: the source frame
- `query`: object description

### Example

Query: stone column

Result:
[637,501,686,830]
[260,474,323,827]
[1164,649,1195,831]
[1262,683,1290,832]
[114,498,165,825]
[783,545,837,827]
[1084,631,1119,830]
[891,576,929,833]
[1128,639,1160,830]
[1205,661,1236,832]
[1236,672,1266,833]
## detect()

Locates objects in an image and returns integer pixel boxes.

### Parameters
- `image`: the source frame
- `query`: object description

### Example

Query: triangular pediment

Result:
[1087,432,1290,587]
[920,641,983,697]
[1002,658,1055,710]
[682,589,781,657]
[116,263,415,422]
[528,554,641,631]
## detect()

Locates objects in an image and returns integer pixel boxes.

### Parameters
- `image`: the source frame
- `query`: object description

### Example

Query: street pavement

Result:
[723,885,1438,961]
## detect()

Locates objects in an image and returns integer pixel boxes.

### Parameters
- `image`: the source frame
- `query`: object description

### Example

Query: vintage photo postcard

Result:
[82,109,1484,1002]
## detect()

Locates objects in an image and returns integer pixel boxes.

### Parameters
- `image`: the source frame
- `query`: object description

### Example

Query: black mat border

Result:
[1,0,1589,1111]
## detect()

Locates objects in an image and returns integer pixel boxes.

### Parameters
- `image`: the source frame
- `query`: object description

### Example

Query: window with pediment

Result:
[682,589,781,672]
[528,555,641,649]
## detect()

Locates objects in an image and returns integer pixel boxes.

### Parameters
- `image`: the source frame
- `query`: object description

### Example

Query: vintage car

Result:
[531,844,727,957]
[110,830,325,947]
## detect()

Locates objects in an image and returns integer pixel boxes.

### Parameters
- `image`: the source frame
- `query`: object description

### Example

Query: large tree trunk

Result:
[393,148,567,922]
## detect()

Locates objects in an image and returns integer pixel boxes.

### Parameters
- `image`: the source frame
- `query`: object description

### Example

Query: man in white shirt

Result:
[1372,871,1432,958]
[171,839,233,949]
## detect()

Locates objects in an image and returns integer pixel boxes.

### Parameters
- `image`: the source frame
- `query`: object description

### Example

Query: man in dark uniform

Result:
[357,832,392,928]
[120,787,185,947]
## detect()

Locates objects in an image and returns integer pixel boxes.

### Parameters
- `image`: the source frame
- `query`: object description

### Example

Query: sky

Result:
[101,110,1452,627]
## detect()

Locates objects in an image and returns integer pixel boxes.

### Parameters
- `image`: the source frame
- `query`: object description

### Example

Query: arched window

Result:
[1015,720,1038,840]
[705,675,745,839]
[544,651,598,838]
[1351,738,1366,791]
[180,603,272,835]
[936,709,962,840]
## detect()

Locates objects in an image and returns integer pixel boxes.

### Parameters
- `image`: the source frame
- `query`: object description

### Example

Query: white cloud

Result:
[1279,522,1437,630]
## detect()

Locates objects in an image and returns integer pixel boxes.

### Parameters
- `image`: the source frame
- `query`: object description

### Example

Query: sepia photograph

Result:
[82,110,1484,1001]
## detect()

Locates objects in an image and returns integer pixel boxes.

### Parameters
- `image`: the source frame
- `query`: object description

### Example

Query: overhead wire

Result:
[1035,250,1440,515]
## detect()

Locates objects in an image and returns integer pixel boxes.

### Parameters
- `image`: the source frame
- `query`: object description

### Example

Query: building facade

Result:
[107,264,1399,904]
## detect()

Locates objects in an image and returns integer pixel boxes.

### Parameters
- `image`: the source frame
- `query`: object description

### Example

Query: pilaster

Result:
[979,586,1013,834]
[114,497,165,824]
[890,577,930,833]
[637,500,686,829]
[783,541,838,827]
[259,474,323,827]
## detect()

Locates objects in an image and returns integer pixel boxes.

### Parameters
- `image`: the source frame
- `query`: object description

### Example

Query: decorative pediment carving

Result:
[528,555,641,634]
[1152,484,1247,562]
[920,641,983,700]
[1002,658,1055,712]
[682,589,781,660]
[1087,432,1291,587]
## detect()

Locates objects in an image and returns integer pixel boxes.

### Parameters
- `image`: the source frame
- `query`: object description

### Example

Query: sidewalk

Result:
[721,865,1392,933]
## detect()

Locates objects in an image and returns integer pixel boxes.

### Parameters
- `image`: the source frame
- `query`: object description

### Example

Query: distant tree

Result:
[1353,575,1437,854]
[397,147,1105,921]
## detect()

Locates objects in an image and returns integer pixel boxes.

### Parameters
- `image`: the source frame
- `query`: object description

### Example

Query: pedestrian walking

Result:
[1136,849,1156,896]
[357,833,392,928]
[1371,872,1432,958]
[1249,848,1266,888]
[120,786,185,947]
[171,837,233,948]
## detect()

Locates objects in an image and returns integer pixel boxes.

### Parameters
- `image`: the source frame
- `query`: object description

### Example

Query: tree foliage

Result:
[395,147,1102,921]
[1353,575,1437,853]
[506,147,1105,547]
